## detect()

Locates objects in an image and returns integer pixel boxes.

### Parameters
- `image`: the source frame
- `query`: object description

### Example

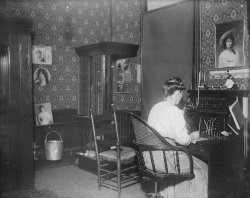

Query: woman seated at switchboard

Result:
[147,77,208,198]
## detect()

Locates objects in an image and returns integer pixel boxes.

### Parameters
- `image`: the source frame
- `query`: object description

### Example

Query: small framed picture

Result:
[35,103,53,126]
[115,58,132,94]
[32,46,52,65]
[33,67,51,87]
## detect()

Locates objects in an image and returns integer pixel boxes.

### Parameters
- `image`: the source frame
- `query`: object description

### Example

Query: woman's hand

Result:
[189,131,199,140]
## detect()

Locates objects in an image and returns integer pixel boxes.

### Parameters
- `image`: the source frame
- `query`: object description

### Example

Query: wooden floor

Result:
[247,161,250,197]
[2,157,250,198]
[35,156,75,171]
[1,189,62,198]
[20,145,250,198]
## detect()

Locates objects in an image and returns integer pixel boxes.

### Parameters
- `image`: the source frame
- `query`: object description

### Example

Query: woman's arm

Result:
[171,110,192,145]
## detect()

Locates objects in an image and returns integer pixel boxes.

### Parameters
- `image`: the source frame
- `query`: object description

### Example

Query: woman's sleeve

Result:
[171,109,191,145]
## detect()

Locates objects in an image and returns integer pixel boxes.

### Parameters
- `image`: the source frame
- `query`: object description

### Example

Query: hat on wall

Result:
[219,28,237,48]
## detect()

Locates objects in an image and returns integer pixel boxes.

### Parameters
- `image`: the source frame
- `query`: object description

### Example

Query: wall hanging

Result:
[35,102,53,126]
[32,46,52,65]
[33,66,51,87]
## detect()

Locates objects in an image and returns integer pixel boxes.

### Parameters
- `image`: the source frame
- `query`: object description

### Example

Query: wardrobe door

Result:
[0,39,12,191]
[0,18,33,192]
[79,55,107,116]
[17,33,33,190]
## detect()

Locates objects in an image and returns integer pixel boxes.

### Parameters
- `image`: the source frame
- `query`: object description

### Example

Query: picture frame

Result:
[215,20,244,68]
[209,67,249,80]
[207,20,249,89]
[35,103,53,126]
[115,58,132,94]
[32,46,52,65]
[208,66,249,90]
[33,67,51,87]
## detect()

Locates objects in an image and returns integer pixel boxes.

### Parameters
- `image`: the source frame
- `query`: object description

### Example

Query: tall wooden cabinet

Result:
[0,18,34,192]
[75,42,139,116]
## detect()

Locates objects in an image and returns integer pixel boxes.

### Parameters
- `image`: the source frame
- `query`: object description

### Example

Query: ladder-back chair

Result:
[130,113,195,198]
[90,106,139,198]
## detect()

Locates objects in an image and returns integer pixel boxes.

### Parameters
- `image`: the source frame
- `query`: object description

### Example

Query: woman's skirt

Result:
[143,151,208,198]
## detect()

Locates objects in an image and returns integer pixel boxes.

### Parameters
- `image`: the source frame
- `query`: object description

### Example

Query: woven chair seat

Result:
[99,146,136,164]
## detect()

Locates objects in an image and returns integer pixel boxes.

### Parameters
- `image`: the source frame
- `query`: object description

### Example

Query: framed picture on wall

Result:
[35,103,53,126]
[215,20,244,68]
[115,58,132,94]
[32,46,52,65]
[33,67,51,87]
[208,20,249,89]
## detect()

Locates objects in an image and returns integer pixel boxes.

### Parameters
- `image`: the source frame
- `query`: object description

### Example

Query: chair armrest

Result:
[134,142,194,176]
[172,145,194,175]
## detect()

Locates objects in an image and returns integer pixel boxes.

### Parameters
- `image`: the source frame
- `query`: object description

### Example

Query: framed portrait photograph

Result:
[35,103,53,126]
[207,20,249,89]
[33,67,51,87]
[32,46,52,65]
[115,58,132,94]
[215,20,244,68]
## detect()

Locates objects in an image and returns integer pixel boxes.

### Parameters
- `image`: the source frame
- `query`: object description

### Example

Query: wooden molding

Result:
[0,17,32,34]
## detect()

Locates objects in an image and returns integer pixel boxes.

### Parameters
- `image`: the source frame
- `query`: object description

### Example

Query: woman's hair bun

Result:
[162,77,185,96]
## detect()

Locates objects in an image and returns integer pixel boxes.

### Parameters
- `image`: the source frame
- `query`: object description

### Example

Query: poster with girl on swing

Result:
[115,59,133,93]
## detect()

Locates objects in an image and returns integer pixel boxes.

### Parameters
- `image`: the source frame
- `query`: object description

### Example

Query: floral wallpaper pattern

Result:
[200,0,249,88]
[111,0,141,111]
[0,0,141,111]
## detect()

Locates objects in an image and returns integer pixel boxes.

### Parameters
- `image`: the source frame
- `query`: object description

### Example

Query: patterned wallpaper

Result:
[111,0,141,111]
[0,0,141,111]
[200,0,249,88]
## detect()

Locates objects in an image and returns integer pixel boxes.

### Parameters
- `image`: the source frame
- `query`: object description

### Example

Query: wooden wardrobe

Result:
[0,17,34,192]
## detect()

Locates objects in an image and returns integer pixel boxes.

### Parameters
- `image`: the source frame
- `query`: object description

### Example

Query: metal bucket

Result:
[45,131,63,161]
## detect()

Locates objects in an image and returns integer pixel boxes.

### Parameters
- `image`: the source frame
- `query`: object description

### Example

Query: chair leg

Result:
[117,169,121,198]
[154,181,158,196]
[145,180,162,198]
[97,164,101,190]
[154,181,163,198]
[117,146,121,198]
[118,176,121,198]
[145,181,160,198]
